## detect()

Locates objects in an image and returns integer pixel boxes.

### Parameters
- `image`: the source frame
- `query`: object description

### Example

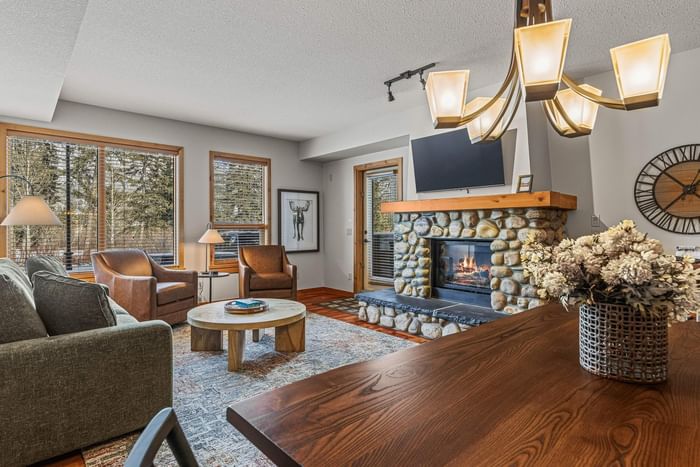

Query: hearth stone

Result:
[356,289,507,339]
[390,207,567,313]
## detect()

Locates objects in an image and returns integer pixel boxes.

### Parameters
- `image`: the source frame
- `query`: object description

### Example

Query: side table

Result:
[198,271,230,303]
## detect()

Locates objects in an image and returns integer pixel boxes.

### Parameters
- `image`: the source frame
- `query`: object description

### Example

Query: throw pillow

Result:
[26,255,67,284]
[33,271,117,335]
[0,258,47,344]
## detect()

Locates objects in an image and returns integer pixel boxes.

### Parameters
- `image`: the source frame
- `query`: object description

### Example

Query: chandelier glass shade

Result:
[464,97,507,143]
[424,0,671,141]
[514,18,572,101]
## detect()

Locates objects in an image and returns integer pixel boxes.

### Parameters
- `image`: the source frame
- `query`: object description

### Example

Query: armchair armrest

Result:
[0,321,173,466]
[282,250,298,299]
[148,257,198,285]
[238,263,252,298]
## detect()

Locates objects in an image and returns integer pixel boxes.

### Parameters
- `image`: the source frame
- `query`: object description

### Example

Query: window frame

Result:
[0,123,185,280]
[208,151,271,272]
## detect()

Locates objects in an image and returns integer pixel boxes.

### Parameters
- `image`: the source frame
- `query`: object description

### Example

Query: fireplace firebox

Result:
[431,239,492,306]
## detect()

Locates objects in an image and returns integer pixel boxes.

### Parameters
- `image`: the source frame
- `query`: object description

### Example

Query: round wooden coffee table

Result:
[187,298,306,371]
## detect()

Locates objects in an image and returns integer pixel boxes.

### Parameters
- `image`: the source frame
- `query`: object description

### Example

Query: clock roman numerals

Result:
[634,145,700,235]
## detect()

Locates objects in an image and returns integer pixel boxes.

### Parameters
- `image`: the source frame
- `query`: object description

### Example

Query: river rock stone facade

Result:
[392,207,567,314]
[357,301,472,339]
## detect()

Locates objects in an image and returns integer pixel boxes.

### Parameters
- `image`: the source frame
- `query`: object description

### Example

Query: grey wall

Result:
[1,100,325,298]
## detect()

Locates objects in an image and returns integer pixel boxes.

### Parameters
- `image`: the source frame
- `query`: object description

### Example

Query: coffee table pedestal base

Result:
[275,318,306,352]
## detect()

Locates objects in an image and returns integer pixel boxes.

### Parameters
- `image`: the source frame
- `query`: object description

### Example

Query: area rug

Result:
[316,297,360,314]
[82,312,415,466]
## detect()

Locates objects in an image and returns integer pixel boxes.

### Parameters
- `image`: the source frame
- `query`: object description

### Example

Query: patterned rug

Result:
[316,297,360,314]
[82,312,415,466]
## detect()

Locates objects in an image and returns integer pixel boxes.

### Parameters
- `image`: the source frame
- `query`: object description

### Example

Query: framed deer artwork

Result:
[278,189,320,253]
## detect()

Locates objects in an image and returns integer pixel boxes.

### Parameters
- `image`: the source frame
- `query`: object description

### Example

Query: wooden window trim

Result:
[208,151,271,273]
[0,123,185,280]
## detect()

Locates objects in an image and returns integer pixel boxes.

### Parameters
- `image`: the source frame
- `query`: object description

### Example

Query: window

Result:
[209,151,270,270]
[1,125,182,272]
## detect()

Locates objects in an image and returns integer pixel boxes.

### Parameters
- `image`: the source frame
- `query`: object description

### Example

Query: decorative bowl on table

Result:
[224,299,269,314]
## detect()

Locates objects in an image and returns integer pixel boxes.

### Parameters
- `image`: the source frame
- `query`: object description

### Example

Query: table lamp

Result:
[198,223,224,273]
[1,175,62,262]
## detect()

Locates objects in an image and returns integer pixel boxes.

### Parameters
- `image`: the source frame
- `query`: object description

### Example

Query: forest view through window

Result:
[6,134,179,271]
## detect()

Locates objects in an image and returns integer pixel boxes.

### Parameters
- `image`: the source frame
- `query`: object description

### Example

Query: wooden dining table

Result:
[226,303,700,466]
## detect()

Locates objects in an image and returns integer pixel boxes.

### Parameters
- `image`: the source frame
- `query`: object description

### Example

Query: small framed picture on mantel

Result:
[516,174,533,193]
[278,189,320,253]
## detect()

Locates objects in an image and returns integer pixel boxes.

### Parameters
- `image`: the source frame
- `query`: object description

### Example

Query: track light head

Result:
[419,71,427,90]
[387,84,395,102]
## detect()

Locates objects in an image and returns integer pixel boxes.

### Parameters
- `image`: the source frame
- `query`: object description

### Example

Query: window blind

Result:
[104,147,177,265]
[210,153,270,267]
[212,158,266,225]
[366,171,398,283]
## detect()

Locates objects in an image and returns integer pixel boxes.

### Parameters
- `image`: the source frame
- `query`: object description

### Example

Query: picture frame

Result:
[516,174,533,193]
[277,189,320,253]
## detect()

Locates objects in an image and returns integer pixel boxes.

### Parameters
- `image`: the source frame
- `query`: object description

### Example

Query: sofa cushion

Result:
[156,281,191,305]
[0,258,47,344]
[33,271,117,335]
[26,255,67,284]
[250,272,293,290]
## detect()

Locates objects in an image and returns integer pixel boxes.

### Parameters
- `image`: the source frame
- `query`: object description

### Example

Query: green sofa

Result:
[0,258,173,466]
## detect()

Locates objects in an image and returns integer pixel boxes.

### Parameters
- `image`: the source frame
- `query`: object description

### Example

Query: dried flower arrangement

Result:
[522,220,699,322]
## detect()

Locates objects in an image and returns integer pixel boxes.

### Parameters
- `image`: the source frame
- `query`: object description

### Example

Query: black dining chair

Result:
[124,408,199,467]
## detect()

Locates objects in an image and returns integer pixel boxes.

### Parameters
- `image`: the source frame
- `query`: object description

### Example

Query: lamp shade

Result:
[464,97,506,143]
[514,18,572,101]
[1,196,61,226]
[198,228,224,244]
[610,34,671,110]
[425,70,470,128]
[553,84,603,134]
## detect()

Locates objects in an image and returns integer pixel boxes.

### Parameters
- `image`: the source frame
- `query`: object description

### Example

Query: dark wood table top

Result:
[227,303,700,466]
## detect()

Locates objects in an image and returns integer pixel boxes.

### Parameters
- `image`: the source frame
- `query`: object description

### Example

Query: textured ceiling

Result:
[15,1,700,140]
[0,0,87,121]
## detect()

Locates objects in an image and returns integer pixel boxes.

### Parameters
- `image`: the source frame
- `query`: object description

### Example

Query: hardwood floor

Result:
[38,287,423,466]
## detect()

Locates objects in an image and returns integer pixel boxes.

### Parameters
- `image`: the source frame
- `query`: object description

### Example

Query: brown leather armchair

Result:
[239,245,297,300]
[92,249,198,324]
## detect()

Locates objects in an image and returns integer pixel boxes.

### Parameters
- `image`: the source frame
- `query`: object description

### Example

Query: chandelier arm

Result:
[561,74,626,110]
[542,101,573,137]
[481,72,520,141]
[543,101,586,138]
[487,85,523,141]
[551,96,587,135]
[457,58,517,125]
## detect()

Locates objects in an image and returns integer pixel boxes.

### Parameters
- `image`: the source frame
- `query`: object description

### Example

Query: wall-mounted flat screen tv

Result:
[411,129,505,192]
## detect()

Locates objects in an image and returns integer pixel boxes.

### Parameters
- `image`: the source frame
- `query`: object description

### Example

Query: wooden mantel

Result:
[381,190,577,213]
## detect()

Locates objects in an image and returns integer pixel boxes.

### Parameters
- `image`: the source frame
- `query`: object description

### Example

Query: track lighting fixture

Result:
[383,63,435,102]
[386,83,395,102]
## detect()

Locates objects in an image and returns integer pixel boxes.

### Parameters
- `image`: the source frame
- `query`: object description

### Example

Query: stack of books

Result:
[224,298,268,314]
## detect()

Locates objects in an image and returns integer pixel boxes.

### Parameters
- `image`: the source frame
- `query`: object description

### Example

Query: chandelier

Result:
[424,0,671,142]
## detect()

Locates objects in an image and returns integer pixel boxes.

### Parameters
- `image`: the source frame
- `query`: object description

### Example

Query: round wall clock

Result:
[634,144,700,234]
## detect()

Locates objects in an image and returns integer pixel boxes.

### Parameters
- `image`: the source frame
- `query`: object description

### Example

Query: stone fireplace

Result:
[392,205,568,313]
[356,191,577,340]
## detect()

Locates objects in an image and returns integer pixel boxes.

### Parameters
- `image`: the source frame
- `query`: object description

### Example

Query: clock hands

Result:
[664,192,686,211]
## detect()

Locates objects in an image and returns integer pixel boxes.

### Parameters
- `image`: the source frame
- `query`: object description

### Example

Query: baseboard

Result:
[298,287,354,296]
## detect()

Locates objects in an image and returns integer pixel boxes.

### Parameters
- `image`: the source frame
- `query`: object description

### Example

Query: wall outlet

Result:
[347,272,352,281]
[346,227,353,236]
[591,214,601,228]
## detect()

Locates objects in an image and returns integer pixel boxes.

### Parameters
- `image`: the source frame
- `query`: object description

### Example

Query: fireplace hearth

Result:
[432,239,492,306]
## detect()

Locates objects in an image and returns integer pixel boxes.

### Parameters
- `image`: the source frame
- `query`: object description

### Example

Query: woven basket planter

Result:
[579,302,668,383]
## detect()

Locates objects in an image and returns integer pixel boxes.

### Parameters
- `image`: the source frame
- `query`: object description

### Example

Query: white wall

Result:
[585,47,700,251]
[1,100,325,299]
